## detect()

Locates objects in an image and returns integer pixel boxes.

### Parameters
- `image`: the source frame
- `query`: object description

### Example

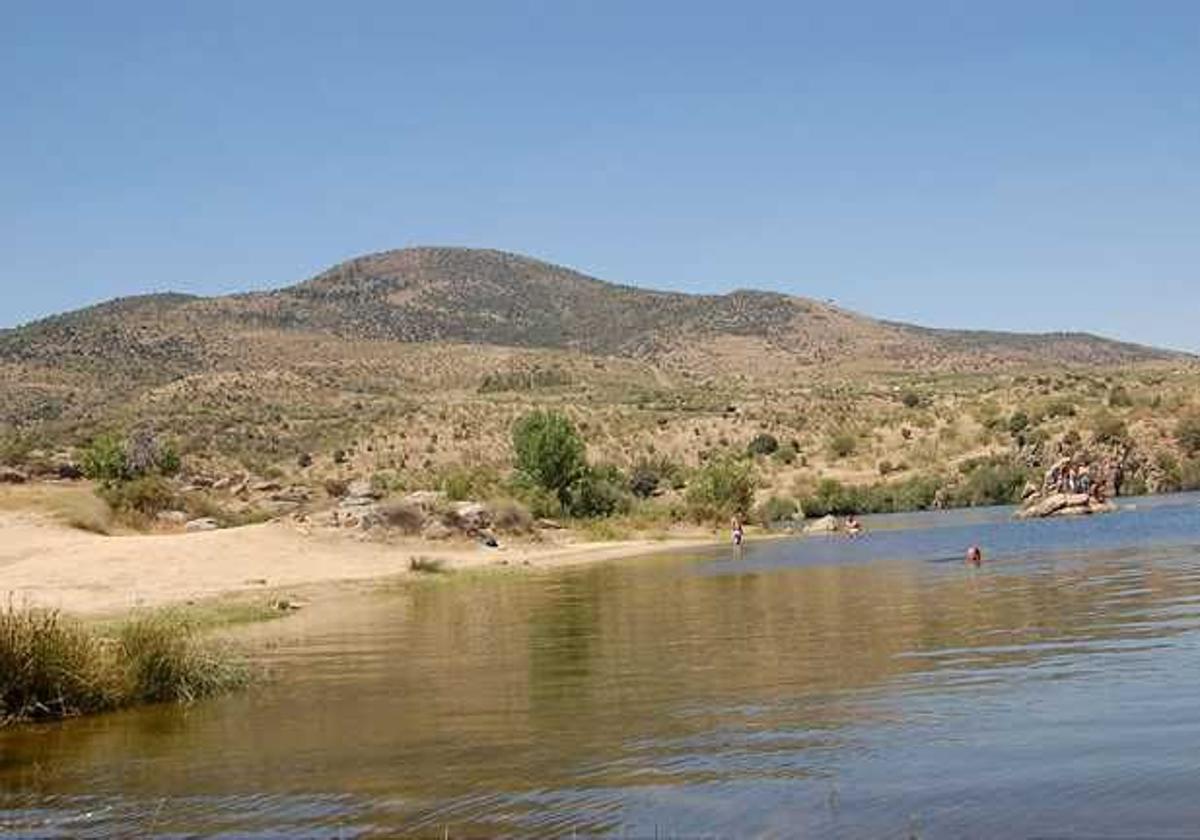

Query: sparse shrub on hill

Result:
[901,391,922,409]
[1090,411,1129,446]
[0,432,34,467]
[1177,413,1200,458]
[747,433,779,457]
[1043,399,1077,419]
[828,432,856,459]
[773,441,798,465]
[323,477,350,498]
[685,458,756,522]
[1007,411,1030,435]
[512,410,586,506]
[479,366,572,393]
[1108,385,1134,408]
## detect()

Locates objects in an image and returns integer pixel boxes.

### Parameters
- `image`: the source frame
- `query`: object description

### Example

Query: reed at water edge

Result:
[0,602,249,726]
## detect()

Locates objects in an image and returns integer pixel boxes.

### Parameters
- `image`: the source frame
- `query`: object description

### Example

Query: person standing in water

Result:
[966,545,983,567]
[731,515,745,547]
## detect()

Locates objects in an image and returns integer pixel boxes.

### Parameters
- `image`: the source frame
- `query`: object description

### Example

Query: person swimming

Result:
[845,515,862,535]
[966,545,983,567]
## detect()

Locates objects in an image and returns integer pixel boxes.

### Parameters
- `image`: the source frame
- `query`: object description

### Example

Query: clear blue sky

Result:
[3,1,1198,350]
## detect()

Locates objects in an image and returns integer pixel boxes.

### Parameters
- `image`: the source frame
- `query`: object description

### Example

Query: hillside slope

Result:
[1,246,1183,380]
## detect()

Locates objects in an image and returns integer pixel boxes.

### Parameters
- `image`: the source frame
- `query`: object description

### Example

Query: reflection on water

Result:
[3,494,1200,837]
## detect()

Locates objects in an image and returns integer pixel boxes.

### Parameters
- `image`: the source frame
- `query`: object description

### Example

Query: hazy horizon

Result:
[3,1,1198,350]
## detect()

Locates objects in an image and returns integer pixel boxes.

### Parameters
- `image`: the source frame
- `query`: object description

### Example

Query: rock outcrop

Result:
[1016,492,1116,520]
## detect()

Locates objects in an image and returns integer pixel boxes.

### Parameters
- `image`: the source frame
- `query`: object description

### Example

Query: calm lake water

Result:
[4,494,1200,837]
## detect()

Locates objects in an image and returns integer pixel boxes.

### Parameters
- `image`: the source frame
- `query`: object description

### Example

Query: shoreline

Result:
[0,508,735,620]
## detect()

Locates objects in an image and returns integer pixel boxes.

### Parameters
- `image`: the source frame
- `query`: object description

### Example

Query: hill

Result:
[1,247,1195,505]
[0,246,1184,380]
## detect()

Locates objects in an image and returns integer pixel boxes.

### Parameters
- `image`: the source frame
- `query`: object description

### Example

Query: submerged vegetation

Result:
[0,604,249,726]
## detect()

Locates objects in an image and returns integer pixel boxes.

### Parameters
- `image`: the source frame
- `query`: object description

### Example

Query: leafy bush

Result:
[1007,412,1030,435]
[947,459,1029,507]
[747,433,779,457]
[797,475,943,517]
[100,475,177,519]
[685,458,756,521]
[568,465,632,519]
[828,433,856,459]
[755,496,798,525]
[1177,413,1200,457]
[82,432,181,489]
[512,411,586,505]
[629,456,685,497]
[629,465,660,499]
[82,434,129,486]
[901,391,923,409]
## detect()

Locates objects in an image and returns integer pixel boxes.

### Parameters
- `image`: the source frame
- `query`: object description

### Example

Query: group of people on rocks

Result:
[1046,459,1095,497]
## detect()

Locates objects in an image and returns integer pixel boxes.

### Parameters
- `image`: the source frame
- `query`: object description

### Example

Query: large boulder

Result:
[346,479,382,501]
[804,514,841,534]
[1017,492,1114,520]
[447,501,492,534]
[185,517,220,532]
[403,490,446,512]
[422,520,454,541]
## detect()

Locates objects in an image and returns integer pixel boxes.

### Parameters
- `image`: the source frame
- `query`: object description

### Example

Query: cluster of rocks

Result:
[0,452,84,484]
[323,484,499,543]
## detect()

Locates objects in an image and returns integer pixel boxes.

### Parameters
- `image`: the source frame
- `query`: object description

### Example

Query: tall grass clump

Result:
[0,605,120,723]
[0,604,248,726]
[118,611,249,704]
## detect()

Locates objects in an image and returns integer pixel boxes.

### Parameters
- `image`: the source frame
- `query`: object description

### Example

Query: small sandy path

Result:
[0,510,720,616]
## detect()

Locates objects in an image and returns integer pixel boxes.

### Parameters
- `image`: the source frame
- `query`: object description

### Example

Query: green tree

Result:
[512,411,586,505]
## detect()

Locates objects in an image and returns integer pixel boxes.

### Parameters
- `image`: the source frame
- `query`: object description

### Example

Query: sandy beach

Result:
[0,506,723,617]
